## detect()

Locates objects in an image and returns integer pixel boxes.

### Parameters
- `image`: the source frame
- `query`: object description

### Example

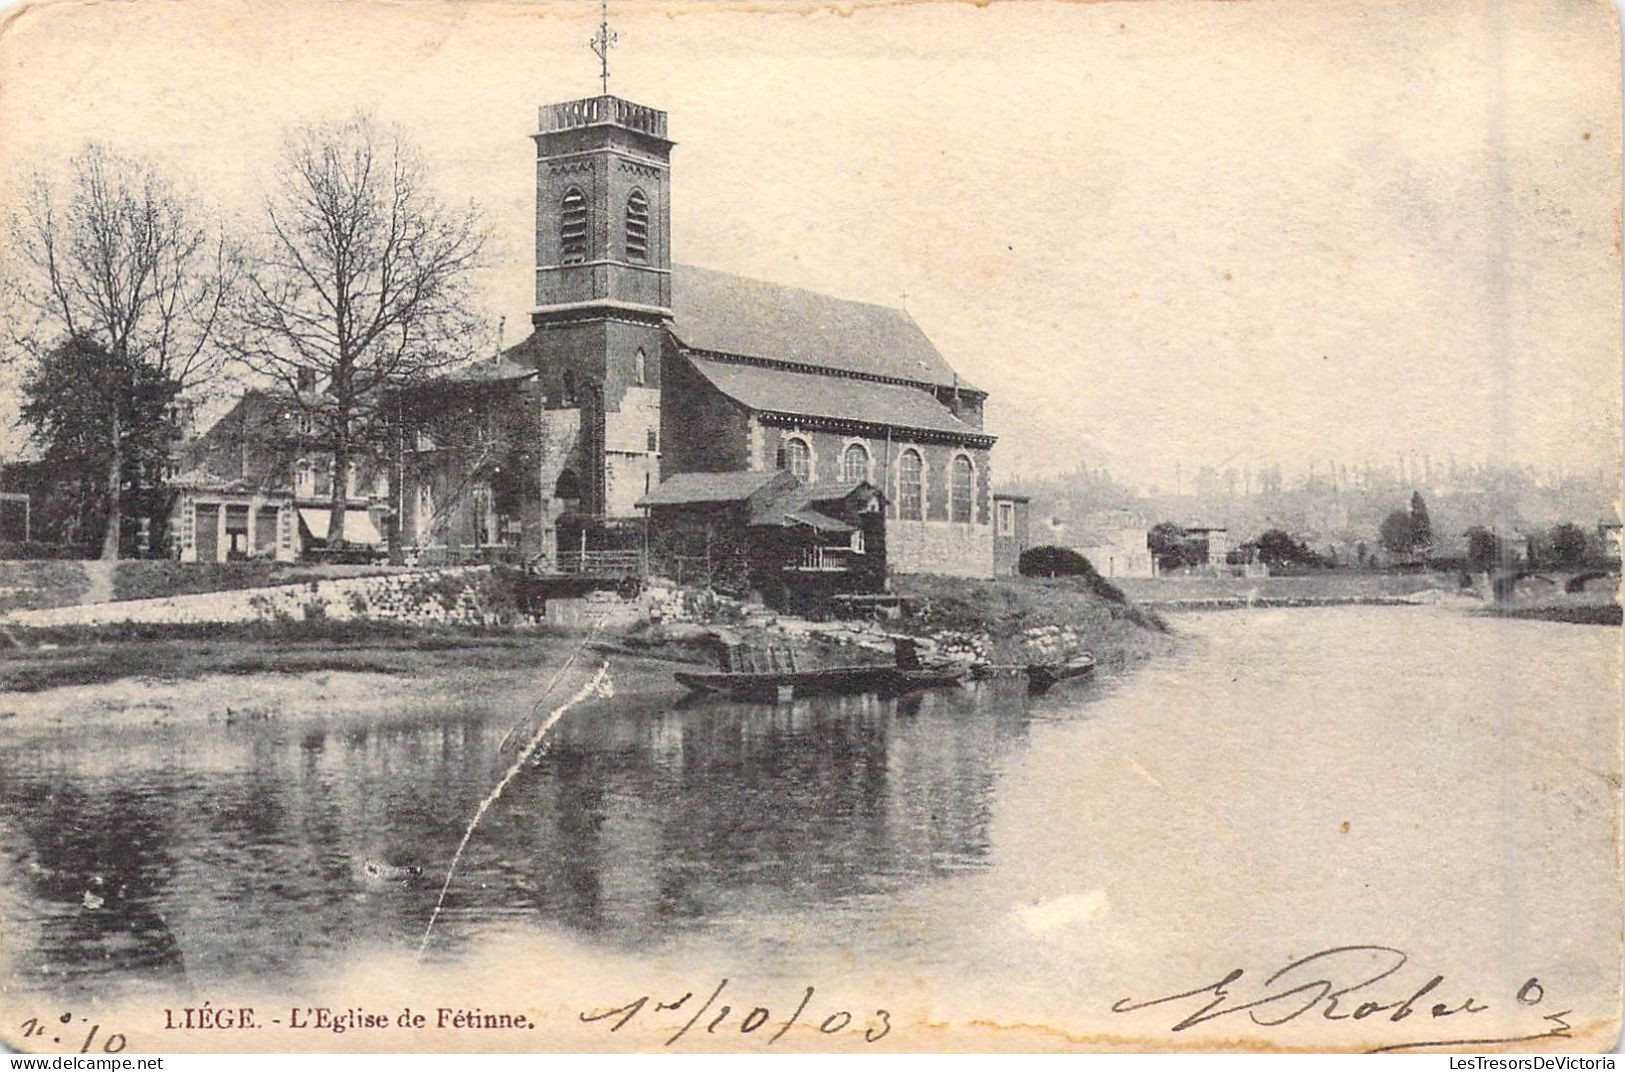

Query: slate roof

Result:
[670,264,973,391]
[635,469,789,507]
[688,356,980,438]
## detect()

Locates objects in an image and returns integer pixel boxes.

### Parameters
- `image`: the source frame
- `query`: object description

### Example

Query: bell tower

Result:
[531,94,673,518]
[533,95,672,317]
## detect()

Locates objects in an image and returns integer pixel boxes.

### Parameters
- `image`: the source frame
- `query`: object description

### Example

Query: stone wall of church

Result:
[753,424,992,526]
[884,518,995,579]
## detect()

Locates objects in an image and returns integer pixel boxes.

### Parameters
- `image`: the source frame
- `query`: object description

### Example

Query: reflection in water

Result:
[0,675,1053,997]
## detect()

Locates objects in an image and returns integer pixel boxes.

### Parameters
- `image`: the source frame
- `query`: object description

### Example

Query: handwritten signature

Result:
[580,979,891,1047]
[1111,945,1572,1053]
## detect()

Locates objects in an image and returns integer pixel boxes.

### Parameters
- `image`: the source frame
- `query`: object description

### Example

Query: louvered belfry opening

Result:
[625,189,649,264]
[560,187,589,264]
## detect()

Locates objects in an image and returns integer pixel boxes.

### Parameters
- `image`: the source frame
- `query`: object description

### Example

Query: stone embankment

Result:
[0,567,511,629]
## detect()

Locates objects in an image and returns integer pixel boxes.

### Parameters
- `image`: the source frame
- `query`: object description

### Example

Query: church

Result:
[389,92,999,582]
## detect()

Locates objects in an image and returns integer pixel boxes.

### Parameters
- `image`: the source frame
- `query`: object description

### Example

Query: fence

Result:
[555,549,644,577]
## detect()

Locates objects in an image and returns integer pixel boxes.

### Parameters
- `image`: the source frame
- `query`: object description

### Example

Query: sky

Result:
[0,0,1618,489]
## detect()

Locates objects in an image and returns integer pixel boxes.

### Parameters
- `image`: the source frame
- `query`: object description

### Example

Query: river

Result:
[0,606,1618,1050]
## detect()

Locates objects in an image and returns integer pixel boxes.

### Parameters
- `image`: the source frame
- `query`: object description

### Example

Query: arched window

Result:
[782,436,811,482]
[625,189,649,264]
[633,348,647,385]
[898,449,923,520]
[554,468,581,501]
[842,442,870,484]
[560,187,588,264]
[951,454,974,523]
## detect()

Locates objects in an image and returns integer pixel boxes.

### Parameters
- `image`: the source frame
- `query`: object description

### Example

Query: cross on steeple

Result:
[589,0,617,95]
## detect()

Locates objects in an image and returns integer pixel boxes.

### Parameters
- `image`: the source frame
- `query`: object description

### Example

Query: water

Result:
[0,607,1618,1046]
[0,659,1047,996]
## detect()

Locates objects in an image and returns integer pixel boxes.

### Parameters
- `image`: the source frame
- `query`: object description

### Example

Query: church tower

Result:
[531,94,673,519]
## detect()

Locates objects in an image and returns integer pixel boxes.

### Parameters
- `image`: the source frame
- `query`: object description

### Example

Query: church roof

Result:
[670,264,972,391]
[688,356,981,439]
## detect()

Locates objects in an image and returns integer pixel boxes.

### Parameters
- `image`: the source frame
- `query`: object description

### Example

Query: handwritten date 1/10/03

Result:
[16,1013,127,1054]
[1111,945,1573,1053]
[580,979,891,1047]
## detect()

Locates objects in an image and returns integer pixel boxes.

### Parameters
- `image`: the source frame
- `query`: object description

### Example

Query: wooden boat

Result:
[674,636,964,701]
[674,663,966,701]
[676,664,888,701]
[1026,653,1097,693]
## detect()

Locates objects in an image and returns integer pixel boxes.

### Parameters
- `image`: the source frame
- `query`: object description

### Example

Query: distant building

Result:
[1073,509,1155,579]
[1185,525,1232,568]
[992,492,1031,576]
[1599,521,1623,563]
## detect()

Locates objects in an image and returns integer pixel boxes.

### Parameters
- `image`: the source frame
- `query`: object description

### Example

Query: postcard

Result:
[0,0,1619,1054]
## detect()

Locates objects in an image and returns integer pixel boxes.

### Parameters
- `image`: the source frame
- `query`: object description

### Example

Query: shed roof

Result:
[779,509,856,533]
[670,264,972,391]
[749,480,877,527]
[635,469,789,507]
[688,356,979,438]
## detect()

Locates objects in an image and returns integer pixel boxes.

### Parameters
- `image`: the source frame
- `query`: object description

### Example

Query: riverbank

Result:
[0,573,1176,721]
[1474,603,1623,625]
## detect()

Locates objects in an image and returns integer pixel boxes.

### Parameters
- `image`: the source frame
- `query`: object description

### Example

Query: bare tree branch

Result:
[226,114,489,546]
[1,143,241,559]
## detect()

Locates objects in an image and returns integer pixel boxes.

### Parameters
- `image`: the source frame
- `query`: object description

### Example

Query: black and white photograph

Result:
[0,0,1618,1055]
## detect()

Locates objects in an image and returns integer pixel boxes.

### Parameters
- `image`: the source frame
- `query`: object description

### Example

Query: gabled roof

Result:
[670,264,972,390]
[688,356,981,439]
[635,468,790,507]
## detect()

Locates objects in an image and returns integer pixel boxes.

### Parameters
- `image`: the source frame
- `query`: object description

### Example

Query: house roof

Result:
[441,355,538,384]
[635,468,789,507]
[670,264,973,391]
[688,356,980,439]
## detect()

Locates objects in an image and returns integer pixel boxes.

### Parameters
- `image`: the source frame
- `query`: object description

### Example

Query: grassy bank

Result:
[1111,573,1445,606]
[890,572,1174,671]
[0,570,1176,695]
[0,620,590,693]
[1474,603,1622,626]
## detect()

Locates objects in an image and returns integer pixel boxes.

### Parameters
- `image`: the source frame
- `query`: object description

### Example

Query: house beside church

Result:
[386,91,1000,582]
[164,387,390,562]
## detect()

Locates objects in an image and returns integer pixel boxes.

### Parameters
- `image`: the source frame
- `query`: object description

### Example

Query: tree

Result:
[1379,509,1414,557]
[3,144,237,558]
[1148,522,1192,572]
[1549,522,1588,570]
[231,115,487,546]
[20,335,180,550]
[1466,526,1499,571]
[1256,528,1318,568]
[1409,492,1433,556]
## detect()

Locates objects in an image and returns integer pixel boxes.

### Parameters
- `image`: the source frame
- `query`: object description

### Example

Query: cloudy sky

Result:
[0,0,1617,488]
